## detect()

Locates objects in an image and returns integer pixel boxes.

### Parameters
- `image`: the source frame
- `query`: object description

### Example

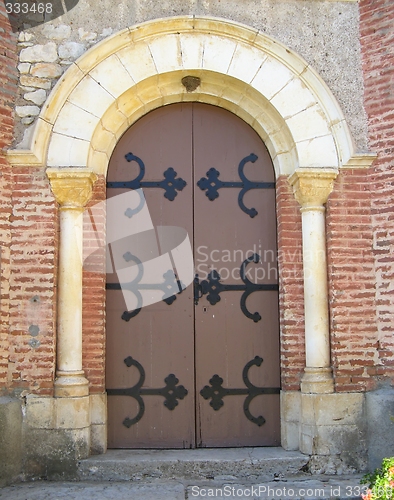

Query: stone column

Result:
[289,169,337,394]
[47,169,98,397]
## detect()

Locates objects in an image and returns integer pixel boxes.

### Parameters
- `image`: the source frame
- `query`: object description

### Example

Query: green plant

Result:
[361,457,394,500]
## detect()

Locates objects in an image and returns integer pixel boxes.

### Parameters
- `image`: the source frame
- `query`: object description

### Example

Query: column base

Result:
[54,371,89,397]
[301,367,334,394]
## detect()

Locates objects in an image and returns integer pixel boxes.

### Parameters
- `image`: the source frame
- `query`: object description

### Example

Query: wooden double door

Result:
[106,103,280,448]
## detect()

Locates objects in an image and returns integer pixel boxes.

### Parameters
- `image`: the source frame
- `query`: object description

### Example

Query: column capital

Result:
[289,169,338,208]
[47,168,98,208]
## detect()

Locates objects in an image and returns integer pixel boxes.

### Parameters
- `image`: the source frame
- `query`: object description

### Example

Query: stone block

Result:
[297,134,338,168]
[23,427,90,480]
[148,34,182,74]
[47,133,90,167]
[90,424,107,455]
[90,55,135,98]
[16,105,40,118]
[68,75,115,118]
[228,42,266,84]
[117,42,157,84]
[42,24,71,40]
[58,41,86,61]
[24,89,47,106]
[366,388,394,471]
[281,390,301,423]
[90,393,107,425]
[203,35,237,73]
[55,396,90,429]
[31,63,63,78]
[25,395,55,429]
[180,33,204,70]
[285,104,331,143]
[20,42,58,63]
[251,56,293,100]
[301,393,365,427]
[281,421,300,451]
[0,397,22,487]
[53,101,100,141]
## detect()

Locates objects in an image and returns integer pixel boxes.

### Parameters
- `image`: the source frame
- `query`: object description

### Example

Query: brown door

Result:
[105,103,280,448]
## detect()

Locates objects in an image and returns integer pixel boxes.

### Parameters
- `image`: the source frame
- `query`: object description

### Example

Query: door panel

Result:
[106,104,195,448]
[105,103,280,448]
[193,105,280,446]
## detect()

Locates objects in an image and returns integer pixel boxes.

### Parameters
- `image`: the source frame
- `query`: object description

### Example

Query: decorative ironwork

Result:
[107,152,187,201]
[200,356,280,426]
[107,356,188,428]
[197,153,275,218]
[106,253,182,321]
[194,253,278,322]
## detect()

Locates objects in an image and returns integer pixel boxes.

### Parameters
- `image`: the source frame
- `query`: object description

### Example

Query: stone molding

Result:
[46,168,97,208]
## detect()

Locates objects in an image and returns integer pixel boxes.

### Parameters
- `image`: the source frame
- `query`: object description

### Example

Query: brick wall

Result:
[82,176,106,393]
[276,176,305,391]
[360,0,394,385]
[326,170,378,392]
[0,4,17,393]
[8,168,57,395]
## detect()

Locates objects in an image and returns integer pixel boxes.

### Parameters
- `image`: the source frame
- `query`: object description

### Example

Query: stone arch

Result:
[10,16,363,175]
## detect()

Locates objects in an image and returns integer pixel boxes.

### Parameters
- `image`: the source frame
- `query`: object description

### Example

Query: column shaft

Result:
[47,169,98,397]
[289,169,337,394]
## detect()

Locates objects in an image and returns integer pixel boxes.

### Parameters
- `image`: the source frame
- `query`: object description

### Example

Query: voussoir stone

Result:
[20,42,58,63]
[31,63,63,78]
[58,41,85,61]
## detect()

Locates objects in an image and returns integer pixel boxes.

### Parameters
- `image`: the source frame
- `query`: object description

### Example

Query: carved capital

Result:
[47,168,98,208]
[289,169,338,208]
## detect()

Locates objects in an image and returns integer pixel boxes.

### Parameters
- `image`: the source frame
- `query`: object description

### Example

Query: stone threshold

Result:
[78,447,311,482]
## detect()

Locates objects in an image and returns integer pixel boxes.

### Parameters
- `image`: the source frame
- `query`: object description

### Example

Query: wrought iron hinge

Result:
[107,152,187,201]
[200,356,280,426]
[107,356,188,428]
[193,254,278,322]
[197,153,275,217]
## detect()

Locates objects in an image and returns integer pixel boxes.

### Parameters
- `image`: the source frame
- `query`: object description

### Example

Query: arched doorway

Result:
[105,103,280,448]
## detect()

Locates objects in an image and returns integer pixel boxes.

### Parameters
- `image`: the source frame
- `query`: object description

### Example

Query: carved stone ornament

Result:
[46,168,98,208]
[289,169,338,208]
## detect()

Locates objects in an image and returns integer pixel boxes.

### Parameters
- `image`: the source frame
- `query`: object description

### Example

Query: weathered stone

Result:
[78,28,97,42]
[42,24,71,40]
[21,117,36,126]
[0,397,22,487]
[17,62,31,74]
[20,42,58,63]
[20,75,51,90]
[58,41,85,61]
[31,63,63,78]
[100,28,113,38]
[18,31,34,42]
[366,388,394,471]
[24,89,47,106]
[16,105,40,118]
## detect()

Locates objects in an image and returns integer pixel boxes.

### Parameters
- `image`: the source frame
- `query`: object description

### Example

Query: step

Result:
[77,447,310,482]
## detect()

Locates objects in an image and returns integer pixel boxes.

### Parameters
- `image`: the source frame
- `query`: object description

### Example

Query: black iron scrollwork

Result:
[197,153,275,218]
[200,356,280,426]
[107,356,188,428]
[106,253,182,321]
[194,253,278,322]
[107,152,187,201]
